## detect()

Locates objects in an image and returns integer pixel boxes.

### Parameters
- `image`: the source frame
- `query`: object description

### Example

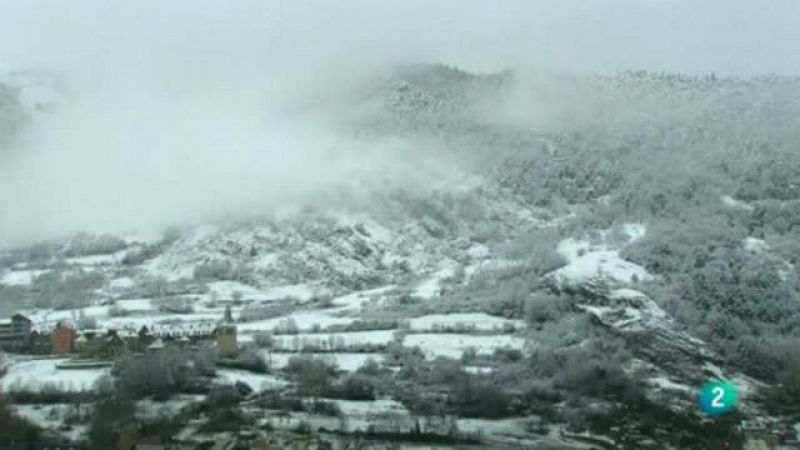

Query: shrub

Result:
[308,399,340,416]
[256,392,306,412]
[764,359,800,414]
[201,408,252,432]
[108,304,128,317]
[461,347,478,364]
[451,377,511,419]
[153,296,194,314]
[253,332,274,349]
[193,260,235,280]
[524,292,564,325]
[325,374,377,401]
[30,269,105,310]
[239,302,296,322]
[64,233,127,257]
[76,312,98,329]
[113,349,214,400]
[121,244,163,265]
[0,394,41,444]
[205,385,241,409]
[274,318,299,334]
[5,385,94,404]
[230,345,268,374]
[284,356,337,397]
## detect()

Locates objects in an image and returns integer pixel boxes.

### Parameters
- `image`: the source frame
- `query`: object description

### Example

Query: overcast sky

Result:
[1,0,798,77]
[0,1,798,245]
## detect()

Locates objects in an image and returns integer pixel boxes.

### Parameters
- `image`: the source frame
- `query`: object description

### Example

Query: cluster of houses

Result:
[0,307,239,359]
[741,418,800,450]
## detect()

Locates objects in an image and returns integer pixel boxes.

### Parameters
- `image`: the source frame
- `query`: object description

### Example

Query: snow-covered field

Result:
[552,225,652,287]
[407,313,522,332]
[1,269,50,286]
[136,396,203,421]
[334,398,408,416]
[330,285,396,311]
[208,281,316,302]
[413,262,457,298]
[1,359,109,392]
[264,352,384,371]
[403,334,527,359]
[271,330,396,351]
[553,249,651,286]
[333,399,412,433]
[238,312,356,334]
[65,250,127,266]
[648,376,692,393]
[216,369,287,391]
[14,404,88,442]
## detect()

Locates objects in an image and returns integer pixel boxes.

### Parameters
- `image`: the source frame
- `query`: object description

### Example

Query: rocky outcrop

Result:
[563,279,735,395]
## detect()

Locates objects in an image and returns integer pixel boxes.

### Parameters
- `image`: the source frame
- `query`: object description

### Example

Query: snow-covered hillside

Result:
[2,65,799,448]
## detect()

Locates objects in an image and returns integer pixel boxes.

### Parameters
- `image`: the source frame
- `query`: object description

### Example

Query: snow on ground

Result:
[251,252,279,270]
[216,369,287,391]
[260,284,316,302]
[456,417,532,438]
[465,366,495,375]
[332,213,393,244]
[403,334,527,360]
[109,277,135,290]
[238,312,356,334]
[1,269,49,286]
[207,281,267,301]
[207,281,316,303]
[467,243,490,259]
[19,309,87,331]
[331,285,396,311]
[649,376,692,393]
[729,373,767,402]
[115,298,156,312]
[264,352,384,372]
[579,289,672,333]
[2,359,109,392]
[623,223,647,242]
[407,313,523,332]
[20,302,225,333]
[65,250,127,266]
[330,399,412,433]
[121,228,165,245]
[464,258,523,284]
[98,313,222,333]
[413,262,457,299]
[557,238,600,262]
[143,257,194,282]
[744,236,769,253]
[553,248,651,286]
[271,330,396,351]
[721,195,755,211]
[13,404,87,442]
[701,362,726,380]
[136,396,203,421]
[334,399,408,416]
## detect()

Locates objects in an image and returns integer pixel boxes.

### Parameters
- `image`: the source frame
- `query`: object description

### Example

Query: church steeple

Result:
[215,305,238,357]
[222,305,234,324]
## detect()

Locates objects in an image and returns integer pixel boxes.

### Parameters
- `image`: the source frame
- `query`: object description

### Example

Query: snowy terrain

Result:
[2,66,797,448]
[2,359,109,392]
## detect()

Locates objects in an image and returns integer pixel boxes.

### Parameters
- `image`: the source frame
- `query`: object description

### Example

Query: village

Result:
[0,307,238,361]
[0,289,541,450]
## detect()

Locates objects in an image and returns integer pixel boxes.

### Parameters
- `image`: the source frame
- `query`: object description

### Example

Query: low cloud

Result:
[1,0,798,245]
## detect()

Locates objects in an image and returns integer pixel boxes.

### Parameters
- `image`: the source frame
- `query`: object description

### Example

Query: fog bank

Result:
[1,0,799,245]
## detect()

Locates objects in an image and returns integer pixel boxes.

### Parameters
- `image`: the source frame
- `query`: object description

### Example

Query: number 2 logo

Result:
[711,387,725,408]
[698,381,737,415]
